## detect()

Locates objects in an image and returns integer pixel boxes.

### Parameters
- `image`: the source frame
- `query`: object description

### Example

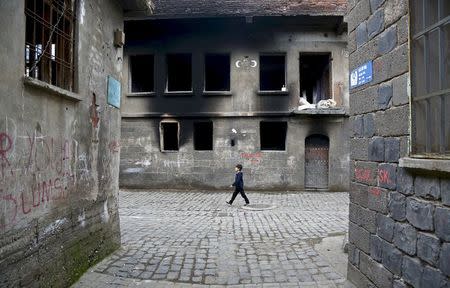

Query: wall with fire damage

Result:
[0,0,123,286]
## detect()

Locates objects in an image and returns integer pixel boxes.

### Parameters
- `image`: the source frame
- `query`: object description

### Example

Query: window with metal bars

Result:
[25,0,76,91]
[410,0,450,157]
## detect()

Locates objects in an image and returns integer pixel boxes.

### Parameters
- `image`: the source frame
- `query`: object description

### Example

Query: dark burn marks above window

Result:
[204,54,230,91]
[25,0,76,91]
[260,121,287,151]
[130,55,154,93]
[167,53,192,92]
[194,121,213,150]
[259,54,286,91]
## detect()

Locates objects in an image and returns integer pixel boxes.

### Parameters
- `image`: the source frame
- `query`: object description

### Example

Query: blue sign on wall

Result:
[107,76,121,109]
[350,61,373,89]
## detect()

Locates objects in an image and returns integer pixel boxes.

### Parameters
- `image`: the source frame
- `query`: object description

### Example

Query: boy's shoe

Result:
[226,201,232,205]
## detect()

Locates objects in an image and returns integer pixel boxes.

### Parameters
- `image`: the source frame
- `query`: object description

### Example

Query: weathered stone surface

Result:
[363,113,375,138]
[388,192,406,221]
[417,233,441,266]
[384,138,400,163]
[374,105,409,136]
[439,243,450,277]
[356,22,368,48]
[392,73,409,106]
[441,178,450,206]
[348,243,361,267]
[377,214,395,241]
[435,206,450,241]
[402,256,423,288]
[373,43,409,85]
[415,176,441,200]
[369,0,385,12]
[381,241,402,275]
[421,265,446,288]
[378,82,393,110]
[406,198,434,231]
[367,9,384,39]
[369,137,385,162]
[378,25,397,55]
[370,235,384,262]
[393,223,417,255]
[368,186,389,213]
[397,168,414,195]
[349,222,371,254]
[384,0,408,26]
[352,115,364,137]
[366,257,393,288]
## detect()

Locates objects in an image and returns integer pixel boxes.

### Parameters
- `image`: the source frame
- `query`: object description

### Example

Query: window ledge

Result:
[399,157,450,173]
[23,76,82,101]
[126,92,156,97]
[257,90,289,96]
[164,91,194,97]
[202,91,232,96]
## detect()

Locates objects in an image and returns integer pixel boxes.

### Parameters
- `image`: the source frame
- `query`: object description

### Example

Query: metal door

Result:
[305,135,329,189]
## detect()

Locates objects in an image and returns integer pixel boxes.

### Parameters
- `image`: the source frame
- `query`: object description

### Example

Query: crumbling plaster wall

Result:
[0,0,123,286]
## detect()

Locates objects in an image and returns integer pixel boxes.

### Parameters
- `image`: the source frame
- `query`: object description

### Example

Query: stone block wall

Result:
[0,1,124,286]
[346,0,450,287]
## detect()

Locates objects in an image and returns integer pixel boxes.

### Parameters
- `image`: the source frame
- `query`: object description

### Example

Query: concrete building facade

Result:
[346,0,450,287]
[120,1,351,191]
[0,1,151,286]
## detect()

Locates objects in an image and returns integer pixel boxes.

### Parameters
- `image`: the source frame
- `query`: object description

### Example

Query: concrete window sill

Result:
[23,76,82,101]
[126,92,156,97]
[164,91,194,97]
[399,157,450,174]
[202,91,232,96]
[257,90,289,96]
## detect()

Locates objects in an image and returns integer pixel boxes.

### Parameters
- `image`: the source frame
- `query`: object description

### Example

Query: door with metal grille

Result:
[305,135,329,189]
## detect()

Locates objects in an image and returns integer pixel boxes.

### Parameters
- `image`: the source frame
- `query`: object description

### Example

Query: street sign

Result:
[350,61,373,89]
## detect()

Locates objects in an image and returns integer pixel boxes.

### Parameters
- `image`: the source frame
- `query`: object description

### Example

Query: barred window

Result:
[25,0,76,91]
[410,0,450,157]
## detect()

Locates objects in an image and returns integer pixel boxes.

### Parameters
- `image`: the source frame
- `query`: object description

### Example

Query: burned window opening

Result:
[300,53,331,104]
[204,54,230,91]
[260,121,287,150]
[259,54,286,91]
[25,0,76,91]
[194,122,213,150]
[167,53,192,92]
[130,55,154,92]
[161,122,179,151]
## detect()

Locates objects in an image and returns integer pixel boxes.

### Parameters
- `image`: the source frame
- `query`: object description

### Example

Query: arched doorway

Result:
[305,134,329,189]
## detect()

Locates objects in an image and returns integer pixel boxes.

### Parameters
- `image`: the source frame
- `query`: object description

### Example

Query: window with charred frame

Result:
[410,0,449,156]
[160,122,179,151]
[204,54,230,91]
[130,55,154,93]
[166,53,192,92]
[25,0,76,91]
[259,54,286,91]
[260,121,287,151]
[299,53,331,104]
[194,122,213,150]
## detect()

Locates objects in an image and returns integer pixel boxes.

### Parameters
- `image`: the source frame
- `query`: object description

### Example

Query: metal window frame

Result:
[409,0,449,158]
[24,0,77,91]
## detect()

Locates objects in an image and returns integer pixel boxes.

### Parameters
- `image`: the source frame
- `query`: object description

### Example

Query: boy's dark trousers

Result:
[229,189,249,204]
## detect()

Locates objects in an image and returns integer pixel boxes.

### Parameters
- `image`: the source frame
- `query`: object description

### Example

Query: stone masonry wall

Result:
[346,0,450,287]
[0,1,123,286]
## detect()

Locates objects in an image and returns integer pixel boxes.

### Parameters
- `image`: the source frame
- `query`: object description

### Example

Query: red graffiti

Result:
[355,167,372,183]
[241,152,262,164]
[370,187,382,197]
[0,133,13,178]
[378,169,392,185]
[109,141,120,153]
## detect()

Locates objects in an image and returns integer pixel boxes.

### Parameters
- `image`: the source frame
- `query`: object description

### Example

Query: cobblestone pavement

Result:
[74,191,353,288]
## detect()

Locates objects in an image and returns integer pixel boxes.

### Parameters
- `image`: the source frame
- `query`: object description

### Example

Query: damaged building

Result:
[120,0,350,191]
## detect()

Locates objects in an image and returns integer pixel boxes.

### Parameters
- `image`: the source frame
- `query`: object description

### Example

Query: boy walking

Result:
[226,164,250,206]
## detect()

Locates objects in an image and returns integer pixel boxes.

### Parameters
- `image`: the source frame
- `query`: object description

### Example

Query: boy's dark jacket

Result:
[232,171,244,190]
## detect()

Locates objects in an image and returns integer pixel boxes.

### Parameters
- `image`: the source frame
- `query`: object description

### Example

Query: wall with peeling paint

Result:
[0,0,123,286]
